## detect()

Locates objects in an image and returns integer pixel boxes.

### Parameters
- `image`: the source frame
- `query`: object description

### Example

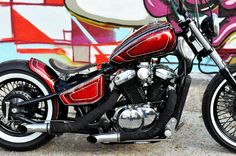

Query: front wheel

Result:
[203,64,236,151]
[0,63,59,151]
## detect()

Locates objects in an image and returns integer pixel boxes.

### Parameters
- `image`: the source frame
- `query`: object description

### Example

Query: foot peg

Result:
[164,118,178,138]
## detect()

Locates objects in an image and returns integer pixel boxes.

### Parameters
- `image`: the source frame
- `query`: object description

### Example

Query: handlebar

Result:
[178,0,184,16]
[169,0,187,20]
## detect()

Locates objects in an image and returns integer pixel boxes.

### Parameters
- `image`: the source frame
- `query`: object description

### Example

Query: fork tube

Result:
[210,49,227,70]
[188,20,236,89]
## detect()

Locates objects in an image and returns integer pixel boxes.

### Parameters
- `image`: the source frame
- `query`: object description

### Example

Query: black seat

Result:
[49,58,96,74]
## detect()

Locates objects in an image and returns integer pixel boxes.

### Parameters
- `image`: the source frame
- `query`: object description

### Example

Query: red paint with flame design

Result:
[110,22,176,64]
[60,74,105,105]
[29,58,58,92]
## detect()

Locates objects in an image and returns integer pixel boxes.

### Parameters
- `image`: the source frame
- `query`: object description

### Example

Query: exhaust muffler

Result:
[87,133,120,144]
[18,123,50,133]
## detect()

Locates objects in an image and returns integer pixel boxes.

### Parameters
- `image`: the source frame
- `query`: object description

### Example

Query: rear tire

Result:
[202,64,236,151]
[0,62,58,151]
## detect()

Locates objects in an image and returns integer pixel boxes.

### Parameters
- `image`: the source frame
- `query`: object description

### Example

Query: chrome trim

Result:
[18,123,50,133]
[177,37,195,61]
[156,68,176,80]
[5,101,10,123]
[188,20,212,51]
[87,133,120,143]
[188,20,227,70]
[114,70,136,85]
[164,117,177,138]
[212,13,220,36]
[210,49,227,70]
[118,108,144,130]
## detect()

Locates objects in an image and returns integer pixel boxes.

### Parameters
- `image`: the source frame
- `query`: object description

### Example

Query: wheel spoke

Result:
[219,116,231,120]
[227,126,235,134]
[36,109,46,116]
[218,112,230,116]
[222,117,232,127]
[211,81,236,142]
[223,120,234,130]
[217,107,228,113]
[17,116,36,124]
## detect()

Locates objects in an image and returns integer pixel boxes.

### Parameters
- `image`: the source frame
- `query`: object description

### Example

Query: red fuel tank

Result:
[110,22,176,64]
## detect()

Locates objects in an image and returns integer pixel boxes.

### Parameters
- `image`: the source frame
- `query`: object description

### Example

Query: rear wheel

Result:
[0,70,58,151]
[203,64,236,151]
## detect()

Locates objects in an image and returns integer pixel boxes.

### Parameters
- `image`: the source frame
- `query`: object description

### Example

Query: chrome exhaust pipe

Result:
[18,123,50,133]
[87,133,120,144]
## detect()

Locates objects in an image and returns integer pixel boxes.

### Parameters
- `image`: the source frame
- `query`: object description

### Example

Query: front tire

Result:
[0,62,58,151]
[203,64,236,151]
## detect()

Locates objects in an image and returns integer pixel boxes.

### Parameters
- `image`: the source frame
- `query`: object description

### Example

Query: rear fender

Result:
[29,58,58,92]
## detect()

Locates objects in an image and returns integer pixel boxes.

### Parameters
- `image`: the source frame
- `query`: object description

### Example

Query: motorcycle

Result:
[0,0,236,151]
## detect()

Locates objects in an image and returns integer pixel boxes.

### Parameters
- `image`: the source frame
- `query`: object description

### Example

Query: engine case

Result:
[113,105,159,132]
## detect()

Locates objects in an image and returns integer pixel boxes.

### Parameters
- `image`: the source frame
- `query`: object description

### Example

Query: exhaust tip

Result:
[87,136,98,144]
[17,125,27,133]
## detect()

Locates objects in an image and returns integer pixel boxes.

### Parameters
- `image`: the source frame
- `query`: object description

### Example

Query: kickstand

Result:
[176,122,184,131]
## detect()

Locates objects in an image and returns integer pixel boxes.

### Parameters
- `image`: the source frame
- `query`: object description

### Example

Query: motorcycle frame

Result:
[13,43,193,129]
[13,1,236,130]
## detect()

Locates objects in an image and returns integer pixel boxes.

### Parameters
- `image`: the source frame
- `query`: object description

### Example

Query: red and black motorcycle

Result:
[1,0,236,151]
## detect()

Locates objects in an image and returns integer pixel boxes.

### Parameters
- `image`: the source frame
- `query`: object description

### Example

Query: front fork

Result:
[187,20,236,90]
[210,50,236,90]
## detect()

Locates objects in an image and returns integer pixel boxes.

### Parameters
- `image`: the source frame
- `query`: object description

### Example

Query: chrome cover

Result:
[177,37,195,62]
[137,106,158,126]
[155,65,176,80]
[118,108,143,131]
[212,13,220,36]
[114,70,136,85]
[113,105,158,131]
[87,133,120,143]
[18,123,50,133]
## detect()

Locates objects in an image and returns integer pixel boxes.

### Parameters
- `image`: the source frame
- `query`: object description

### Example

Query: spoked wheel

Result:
[0,69,58,151]
[203,64,236,151]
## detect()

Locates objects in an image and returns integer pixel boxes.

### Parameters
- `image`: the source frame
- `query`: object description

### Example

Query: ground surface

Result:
[0,73,235,156]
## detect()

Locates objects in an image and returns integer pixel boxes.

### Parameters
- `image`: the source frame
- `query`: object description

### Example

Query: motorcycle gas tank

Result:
[110,22,176,64]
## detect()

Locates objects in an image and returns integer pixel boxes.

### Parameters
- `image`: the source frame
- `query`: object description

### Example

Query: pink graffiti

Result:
[221,0,236,9]
[185,0,209,5]
[144,0,170,17]
[213,17,236,47]
[144,0,212,17]
[144,0,236,48]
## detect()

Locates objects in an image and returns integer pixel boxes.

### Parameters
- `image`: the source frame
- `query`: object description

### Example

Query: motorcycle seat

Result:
[49,58,96,74]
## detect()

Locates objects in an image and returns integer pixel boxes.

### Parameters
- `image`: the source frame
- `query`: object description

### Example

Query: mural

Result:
[0,0,236,70]
[144,0,236,63]
[0,0,134,66]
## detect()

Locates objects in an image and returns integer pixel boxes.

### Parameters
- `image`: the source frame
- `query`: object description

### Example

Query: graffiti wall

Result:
[144,0,236,63]
[0,0,236,69]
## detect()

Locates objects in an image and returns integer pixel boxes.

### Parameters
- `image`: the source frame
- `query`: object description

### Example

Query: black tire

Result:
[202,64,236,151]
[0,60,58,151]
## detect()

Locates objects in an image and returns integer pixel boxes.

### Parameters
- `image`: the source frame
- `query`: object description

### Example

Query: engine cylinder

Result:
[114,70,145,104]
